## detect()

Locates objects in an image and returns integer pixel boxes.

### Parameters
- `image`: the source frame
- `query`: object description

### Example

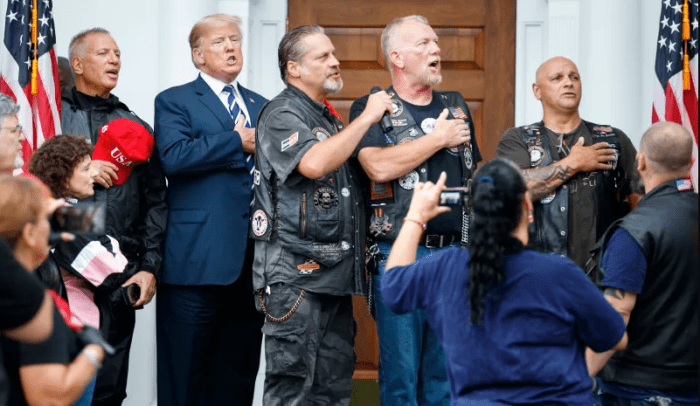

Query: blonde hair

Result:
[189,14,243,69]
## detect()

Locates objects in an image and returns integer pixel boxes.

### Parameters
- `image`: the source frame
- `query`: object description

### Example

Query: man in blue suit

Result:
[153,13,266,406]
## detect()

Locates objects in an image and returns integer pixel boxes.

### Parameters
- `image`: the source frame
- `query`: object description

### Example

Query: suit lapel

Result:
[194,75,234,129]
[238,85,261,127]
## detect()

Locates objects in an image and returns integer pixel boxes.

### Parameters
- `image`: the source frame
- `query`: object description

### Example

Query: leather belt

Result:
[423,234,459,249]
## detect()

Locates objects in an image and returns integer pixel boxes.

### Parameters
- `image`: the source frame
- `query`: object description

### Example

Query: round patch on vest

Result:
[312,127,331,141]
[420,118,436,134]
[252,210,268,236]
[408,128,420,137]
[398,137,415,145]
[391,100,404,117]
[540,191,556,204]
[341,187,350,197]
[341,241,350,251]
[528,146,545,167]
[464,146,473,169]
[314,187,339,213]
[399,170,419,190]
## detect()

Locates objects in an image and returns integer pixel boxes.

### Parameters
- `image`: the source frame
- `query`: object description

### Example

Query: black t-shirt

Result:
[1,307,82,406]
[351,94,481,236]
[0,238,45,330]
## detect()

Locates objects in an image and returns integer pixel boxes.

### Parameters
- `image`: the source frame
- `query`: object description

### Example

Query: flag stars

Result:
[6,11,18,23]
[24,57,31,69]
[672,1,683,14]
[661,16,670,29]
[669,21,680,34]
[693,18,698,31]
[659,35,667,48]
[669,40,677,52]
[38,34,46,45]
[691,38,698,49]
[38,15,49,27]
[667,61,673,72]
[664,0,672,8]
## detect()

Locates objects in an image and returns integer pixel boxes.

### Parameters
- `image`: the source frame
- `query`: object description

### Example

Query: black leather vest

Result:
[599,180,698,390]
[368,88,476,245]
[519,121,626,261]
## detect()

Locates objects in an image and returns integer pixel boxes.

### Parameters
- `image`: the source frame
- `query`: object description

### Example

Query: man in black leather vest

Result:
[252,25,391,406]
[350,15,480,406]
[496,57,637,270]
[586,121,698,405]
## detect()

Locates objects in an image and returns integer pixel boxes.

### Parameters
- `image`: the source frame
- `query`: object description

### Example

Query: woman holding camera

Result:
[381,160,627,405]
[0,176,106,406]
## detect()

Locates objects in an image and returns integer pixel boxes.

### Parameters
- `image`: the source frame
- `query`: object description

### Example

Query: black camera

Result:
[49,202,106,245]
[439,187,469,206]
[111,283,141,307]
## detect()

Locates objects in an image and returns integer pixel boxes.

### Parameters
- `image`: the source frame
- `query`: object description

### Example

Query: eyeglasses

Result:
[0,125,23,136]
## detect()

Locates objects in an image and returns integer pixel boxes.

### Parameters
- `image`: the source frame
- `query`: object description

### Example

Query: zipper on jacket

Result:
[300,193,306,238]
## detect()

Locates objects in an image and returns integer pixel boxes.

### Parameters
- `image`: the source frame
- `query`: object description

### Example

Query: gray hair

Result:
[68,28,111,61]
[381,15,430,72]
[278,25,325,83]
[189,14,243,69]
[0,93,19,121]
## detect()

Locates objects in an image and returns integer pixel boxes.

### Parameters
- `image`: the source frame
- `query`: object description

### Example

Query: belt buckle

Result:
[424,234,443,249]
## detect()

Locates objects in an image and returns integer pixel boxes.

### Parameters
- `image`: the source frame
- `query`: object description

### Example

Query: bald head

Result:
[535,57,576,85]
[640,122,694,176]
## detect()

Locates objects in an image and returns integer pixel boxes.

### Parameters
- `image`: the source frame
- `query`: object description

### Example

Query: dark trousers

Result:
[156,257,264,406]
[258,283,355,406]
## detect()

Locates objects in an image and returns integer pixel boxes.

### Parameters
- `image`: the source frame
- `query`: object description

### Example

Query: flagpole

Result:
[31,0,38,95]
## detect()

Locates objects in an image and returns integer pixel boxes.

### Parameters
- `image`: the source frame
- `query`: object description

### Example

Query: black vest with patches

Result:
[520,121,627,263]
[368,88,476,245]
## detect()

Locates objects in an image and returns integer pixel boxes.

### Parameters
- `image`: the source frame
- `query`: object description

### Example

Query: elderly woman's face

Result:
[67,156,96,199]
[0,115,23,173]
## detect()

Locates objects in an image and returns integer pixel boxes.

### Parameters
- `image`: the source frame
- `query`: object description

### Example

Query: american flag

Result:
[653,0,699,190]
[1,0,61,173]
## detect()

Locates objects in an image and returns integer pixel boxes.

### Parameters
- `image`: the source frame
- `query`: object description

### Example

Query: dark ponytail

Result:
[468,159,527,324]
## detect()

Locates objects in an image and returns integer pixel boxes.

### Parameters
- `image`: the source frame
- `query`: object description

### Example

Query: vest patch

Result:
[420,117,436,134]
[392,118,408,127]
[252,210,268,236]
[312,127,331,141]
[369,207,393,237]
[281,132,299,151]
[297,259,320,274]
[449,107,467,119]
[399,170,419,190]
[529,145,545,166]
[391,99,404,117]
[370,181,393,200]
[540,191,556,204]
[314,187,339,213]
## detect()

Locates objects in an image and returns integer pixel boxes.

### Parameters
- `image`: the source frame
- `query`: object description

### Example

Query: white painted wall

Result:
[0,0,662,404]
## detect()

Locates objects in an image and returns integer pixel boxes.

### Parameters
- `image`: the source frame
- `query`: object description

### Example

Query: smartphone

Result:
[439,187,469,206]
[50,202,106,234]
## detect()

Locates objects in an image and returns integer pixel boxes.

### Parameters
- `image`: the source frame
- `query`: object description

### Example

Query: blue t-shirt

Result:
[382,248,626,405]
[601,227,647,294]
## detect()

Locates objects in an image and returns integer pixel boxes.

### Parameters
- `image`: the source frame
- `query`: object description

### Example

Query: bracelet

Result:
[402,217,426,231]
[82,347,102,370]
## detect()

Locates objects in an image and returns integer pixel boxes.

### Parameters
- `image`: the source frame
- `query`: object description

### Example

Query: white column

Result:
[515,0,549,126]
[157,0,216,92]
[547,0,581,62]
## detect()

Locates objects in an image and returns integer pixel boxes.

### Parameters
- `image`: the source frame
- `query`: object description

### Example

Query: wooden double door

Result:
[288,0,516,379]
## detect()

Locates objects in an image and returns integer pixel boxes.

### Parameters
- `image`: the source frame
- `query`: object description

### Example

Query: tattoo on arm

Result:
[523,164,574,200]
[604,288,626,300]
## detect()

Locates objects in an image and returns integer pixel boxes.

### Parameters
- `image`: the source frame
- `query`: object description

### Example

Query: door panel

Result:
[289,0,515,379]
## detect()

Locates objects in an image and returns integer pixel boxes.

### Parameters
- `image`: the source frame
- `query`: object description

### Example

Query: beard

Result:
[323,75,343,94]
[419,66,442,88]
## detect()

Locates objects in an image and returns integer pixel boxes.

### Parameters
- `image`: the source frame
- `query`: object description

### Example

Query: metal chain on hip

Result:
[365,242,379,316]
[258,288,306,323]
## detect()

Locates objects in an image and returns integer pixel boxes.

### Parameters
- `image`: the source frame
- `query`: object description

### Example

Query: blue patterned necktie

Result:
[224,85,255,182]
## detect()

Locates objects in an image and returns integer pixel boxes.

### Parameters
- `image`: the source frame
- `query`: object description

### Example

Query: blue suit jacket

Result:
[154,75,267,285]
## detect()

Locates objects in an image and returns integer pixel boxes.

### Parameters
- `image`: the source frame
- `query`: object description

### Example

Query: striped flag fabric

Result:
[1,0,61,174]
[652,0,699,190]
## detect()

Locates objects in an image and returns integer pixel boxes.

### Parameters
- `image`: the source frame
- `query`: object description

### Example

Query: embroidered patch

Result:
[540,191,556,204]
[464,145,473,169]
[312,243,342,260]
[369,207,393,237]
[251,210,268,236]
[392,118,408,127]
[341,241,350,251]
[340,187,350,197]
[592,126,613,133]
[676,178,693,191]
[398,136,415,145]
[314,187,339,213]
[391,99,404,117]
[399,170,419,190]
[253,169,261,186]
[370,181,393,200]
[420,117,436,134]
[281,132,299,151]
[408,128,420,137]
[449,107,467,119]
[312,127,331,141]
[528,146,545,167]
[297,260,320,274]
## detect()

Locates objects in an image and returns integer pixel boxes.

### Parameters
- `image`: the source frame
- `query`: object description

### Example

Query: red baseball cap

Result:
[92,118,154,186]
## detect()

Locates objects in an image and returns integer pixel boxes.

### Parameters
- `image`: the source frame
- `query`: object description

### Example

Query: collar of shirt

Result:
[199,71,251,125]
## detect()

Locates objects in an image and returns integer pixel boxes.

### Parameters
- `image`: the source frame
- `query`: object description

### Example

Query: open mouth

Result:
[227,56,237,65]
[428,60,440,69]
[106,69,119,79]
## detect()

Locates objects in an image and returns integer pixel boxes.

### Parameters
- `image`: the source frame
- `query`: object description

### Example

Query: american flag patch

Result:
[449,107,467,119]
[676,179,693,191]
